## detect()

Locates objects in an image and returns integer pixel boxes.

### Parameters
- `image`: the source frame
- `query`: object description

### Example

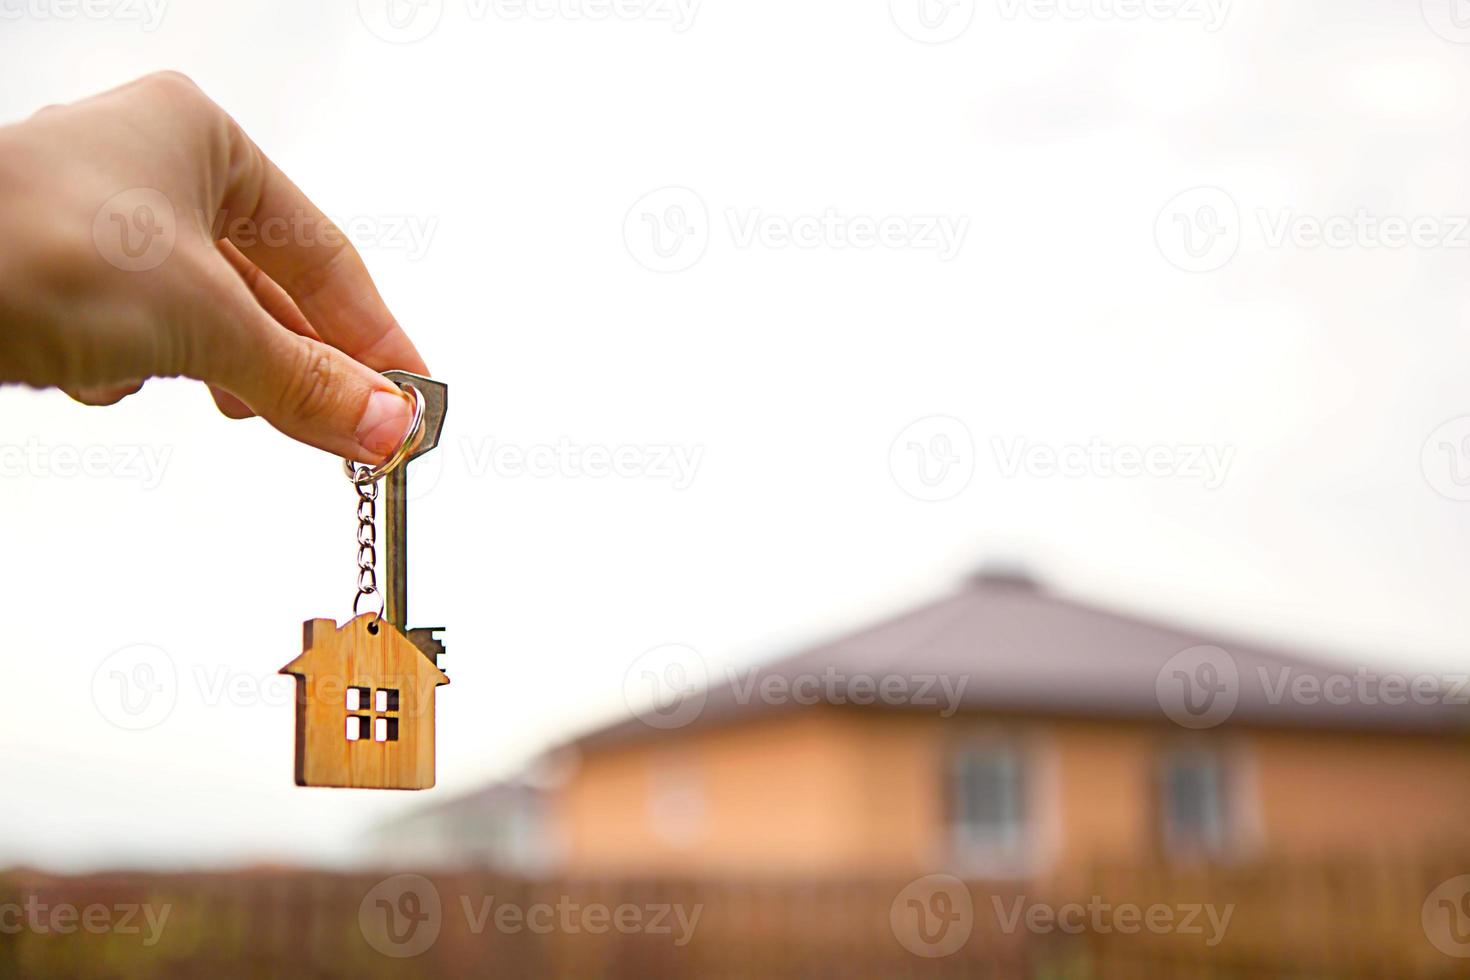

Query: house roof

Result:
[279,616,449,684]
[581,570,1469,745]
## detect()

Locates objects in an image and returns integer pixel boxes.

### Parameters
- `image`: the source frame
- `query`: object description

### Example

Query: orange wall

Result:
[553,709,1470,877]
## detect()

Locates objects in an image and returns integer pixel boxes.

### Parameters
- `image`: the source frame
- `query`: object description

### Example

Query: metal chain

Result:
[351,464,383,619]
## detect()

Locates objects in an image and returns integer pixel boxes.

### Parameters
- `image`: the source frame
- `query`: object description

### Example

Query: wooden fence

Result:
[0,857,1466,979]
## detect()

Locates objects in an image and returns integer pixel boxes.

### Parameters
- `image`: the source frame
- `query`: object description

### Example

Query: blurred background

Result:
[4,0,1470,975]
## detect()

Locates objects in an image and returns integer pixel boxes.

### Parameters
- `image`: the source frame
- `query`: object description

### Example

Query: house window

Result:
[950,743,1026,858]
[345,687,400,742]
[1159,748,1227,856]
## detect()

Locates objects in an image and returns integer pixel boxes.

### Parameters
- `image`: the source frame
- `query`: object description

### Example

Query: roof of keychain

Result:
[279,372,450,790]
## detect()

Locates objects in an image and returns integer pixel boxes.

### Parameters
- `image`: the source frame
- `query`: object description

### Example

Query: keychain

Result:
[279,371,450,790]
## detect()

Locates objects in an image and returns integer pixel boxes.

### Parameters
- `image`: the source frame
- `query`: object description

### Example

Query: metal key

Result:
[381,370,449,666]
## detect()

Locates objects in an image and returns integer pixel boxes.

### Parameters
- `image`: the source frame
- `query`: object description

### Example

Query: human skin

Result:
[0,72,428,463]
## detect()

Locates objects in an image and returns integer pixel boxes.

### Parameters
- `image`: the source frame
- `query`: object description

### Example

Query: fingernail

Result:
[355,389,412,460]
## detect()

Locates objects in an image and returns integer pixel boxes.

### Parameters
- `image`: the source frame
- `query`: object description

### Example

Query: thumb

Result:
[207,306,415,465]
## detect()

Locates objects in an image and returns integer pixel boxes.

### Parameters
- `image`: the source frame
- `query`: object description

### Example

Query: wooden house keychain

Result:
[279,371,450,790]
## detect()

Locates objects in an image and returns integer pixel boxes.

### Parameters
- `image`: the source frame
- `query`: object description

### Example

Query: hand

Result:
[0,72,429,464]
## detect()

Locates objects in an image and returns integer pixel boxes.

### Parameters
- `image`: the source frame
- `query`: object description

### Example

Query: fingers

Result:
[210,239,321,422]
[215,239,320,342]
[207,384,253,419]
[195,253,416,463]
[65,381,144,406]
[216,124,430,376]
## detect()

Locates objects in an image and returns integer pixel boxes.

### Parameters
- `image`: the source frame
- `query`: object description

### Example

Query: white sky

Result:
[2,0,1469,870]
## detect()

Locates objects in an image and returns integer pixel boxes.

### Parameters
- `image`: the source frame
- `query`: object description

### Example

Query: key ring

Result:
[342,385,426,486]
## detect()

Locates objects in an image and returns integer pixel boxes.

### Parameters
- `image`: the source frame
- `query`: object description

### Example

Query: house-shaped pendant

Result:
[279,614,450,790]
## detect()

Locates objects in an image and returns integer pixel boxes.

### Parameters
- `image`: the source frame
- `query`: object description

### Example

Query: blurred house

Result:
[371,777,558,876]
[379,570,1470,880]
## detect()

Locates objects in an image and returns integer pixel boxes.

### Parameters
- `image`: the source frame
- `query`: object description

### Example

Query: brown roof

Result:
[581,571,1469,746]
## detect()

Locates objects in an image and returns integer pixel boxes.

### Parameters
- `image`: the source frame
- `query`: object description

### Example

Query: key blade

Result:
[380,370,448,633]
